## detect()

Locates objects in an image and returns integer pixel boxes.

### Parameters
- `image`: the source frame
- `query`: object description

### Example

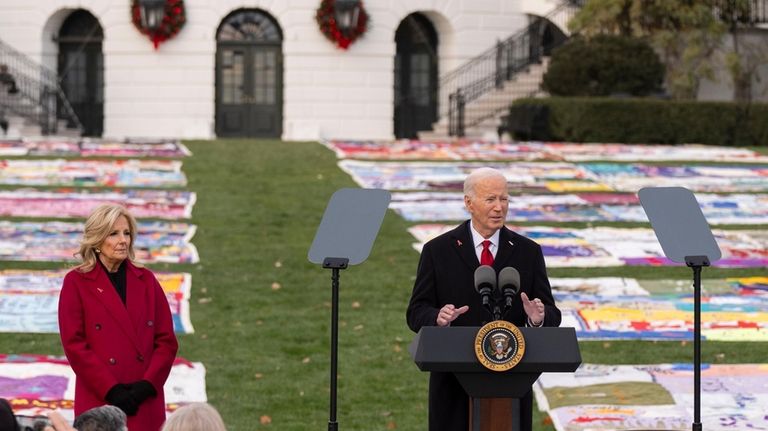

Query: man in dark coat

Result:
[406,167,561,431]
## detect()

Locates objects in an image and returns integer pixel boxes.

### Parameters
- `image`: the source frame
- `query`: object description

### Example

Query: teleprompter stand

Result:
[639,187,722,431]
[308,188,391,431]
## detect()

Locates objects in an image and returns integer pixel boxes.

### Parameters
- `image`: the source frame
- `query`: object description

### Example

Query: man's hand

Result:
[521,292,545,326]
[43,411,76,431]
[436,304,469,326]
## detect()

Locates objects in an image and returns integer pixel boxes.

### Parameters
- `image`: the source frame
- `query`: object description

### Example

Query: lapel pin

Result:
[457,239,463,246]
[508,241,514,246]
[97,288,103,293]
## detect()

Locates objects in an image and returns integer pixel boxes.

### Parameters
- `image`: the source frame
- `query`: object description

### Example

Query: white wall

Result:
[698,29,768,103]
[0,0,538,140]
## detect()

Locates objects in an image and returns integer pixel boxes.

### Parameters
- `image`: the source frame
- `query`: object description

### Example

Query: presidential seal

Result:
[474,320,525,372]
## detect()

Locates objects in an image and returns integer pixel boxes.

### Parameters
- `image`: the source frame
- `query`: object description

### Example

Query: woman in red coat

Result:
[59,204,178,431]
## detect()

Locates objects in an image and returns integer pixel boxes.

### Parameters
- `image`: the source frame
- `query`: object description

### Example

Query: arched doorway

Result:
[394,13,438,139]
[58,9,103,137]
[215,10,283,138]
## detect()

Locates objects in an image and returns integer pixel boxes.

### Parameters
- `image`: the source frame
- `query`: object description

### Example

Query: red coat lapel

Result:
[81,264,140,349]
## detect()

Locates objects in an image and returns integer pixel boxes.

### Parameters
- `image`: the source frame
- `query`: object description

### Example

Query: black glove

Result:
[105,384,139,416]
[128,380,157,403]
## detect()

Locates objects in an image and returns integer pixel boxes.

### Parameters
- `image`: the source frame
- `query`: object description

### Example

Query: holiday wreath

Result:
[315,0,369,50]
[131,0,187,49]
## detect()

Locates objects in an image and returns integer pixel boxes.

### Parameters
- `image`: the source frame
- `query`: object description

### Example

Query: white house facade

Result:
[0,0,569,140]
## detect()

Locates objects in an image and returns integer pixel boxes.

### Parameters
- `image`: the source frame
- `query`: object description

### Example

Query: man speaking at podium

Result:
[406,167,561,431]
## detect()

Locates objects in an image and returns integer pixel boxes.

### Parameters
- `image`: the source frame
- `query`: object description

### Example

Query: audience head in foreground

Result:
[73,405,127,431]
[161,403,226,431]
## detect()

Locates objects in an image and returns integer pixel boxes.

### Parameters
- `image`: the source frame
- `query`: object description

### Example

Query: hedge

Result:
[509,97,768,146]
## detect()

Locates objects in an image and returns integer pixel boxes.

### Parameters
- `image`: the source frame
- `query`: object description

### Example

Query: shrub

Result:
[509,97,768,146]
[542,35,665,97]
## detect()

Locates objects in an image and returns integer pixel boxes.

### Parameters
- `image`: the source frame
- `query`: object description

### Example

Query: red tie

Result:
[480,240,494,266]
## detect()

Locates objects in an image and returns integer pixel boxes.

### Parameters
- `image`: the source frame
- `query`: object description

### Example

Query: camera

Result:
[15,415,52,431]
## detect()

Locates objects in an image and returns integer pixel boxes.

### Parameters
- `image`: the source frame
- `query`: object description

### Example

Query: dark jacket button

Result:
[136,354,144,362]
[109,358,116,365]
[95,324,102,330]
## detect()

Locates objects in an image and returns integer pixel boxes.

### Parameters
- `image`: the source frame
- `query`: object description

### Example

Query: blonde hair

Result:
[74,204,141,273]
[162,403,227,431]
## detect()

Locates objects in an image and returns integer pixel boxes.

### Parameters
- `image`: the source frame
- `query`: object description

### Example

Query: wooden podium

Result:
[410,326,581,431]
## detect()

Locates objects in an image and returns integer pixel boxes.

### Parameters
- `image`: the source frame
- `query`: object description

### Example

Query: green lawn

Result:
[1,139,766,430]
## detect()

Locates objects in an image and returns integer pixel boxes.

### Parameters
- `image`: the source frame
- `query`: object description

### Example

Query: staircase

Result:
[419,59,549,140]
[419,1,582,140]
[0,38,82,138]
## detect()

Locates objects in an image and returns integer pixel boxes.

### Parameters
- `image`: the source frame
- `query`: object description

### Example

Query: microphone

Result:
[498,267,520,310]
[474,265,497,312]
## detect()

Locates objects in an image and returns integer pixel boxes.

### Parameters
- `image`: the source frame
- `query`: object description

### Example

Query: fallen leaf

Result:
[354,324,364,331]
[271,282,281,290]
[351,301,361,309]
[386,420,397,429]
[254,373,263,379]
[274,261,282,268]
[302,357,311,364]
[393,345,402,353]
[260,415,272,425]
[197,297,212,304]
[602,342,611,349]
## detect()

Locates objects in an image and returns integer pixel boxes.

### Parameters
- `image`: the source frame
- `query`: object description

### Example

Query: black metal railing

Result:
[445,1,582,136]
[0,38,82,135]
[715,0,768,25]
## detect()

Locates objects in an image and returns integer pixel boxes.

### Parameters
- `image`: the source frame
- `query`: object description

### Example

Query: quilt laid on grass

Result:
[0,354,206,423]
[0,220,199,264]
[0,138,191,158]
[339,160,768,193]
[325,140,768,163]
[0,189,196,219]
[0,269,193,334]
[390,192,768,224]
[551,277,768,341]
[0,159,187,188]
[408,224,768,268]
[534,363,768,431]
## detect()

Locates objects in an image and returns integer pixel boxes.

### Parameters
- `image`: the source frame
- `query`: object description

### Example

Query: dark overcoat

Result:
[406,221,561,431]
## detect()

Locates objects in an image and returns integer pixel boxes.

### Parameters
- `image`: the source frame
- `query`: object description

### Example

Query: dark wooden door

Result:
[216,10,283,138]
[58,10,103,137]
[395,13,438,139]
[216,45,282,137]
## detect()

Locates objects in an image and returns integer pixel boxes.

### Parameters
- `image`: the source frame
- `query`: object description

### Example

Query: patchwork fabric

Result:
[409,224,768,268]
[0,159,187,188]
[0,220,199,263]
[534,363,768,431]
[0,269,194,334]
[324,140,768,163]
[0,188,195,219]
[0,354,206,423]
